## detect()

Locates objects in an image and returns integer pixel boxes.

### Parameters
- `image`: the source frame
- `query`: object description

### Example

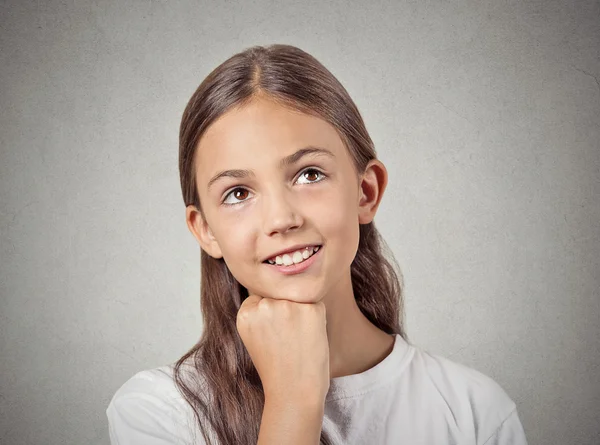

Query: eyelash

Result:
[221,167,326,206]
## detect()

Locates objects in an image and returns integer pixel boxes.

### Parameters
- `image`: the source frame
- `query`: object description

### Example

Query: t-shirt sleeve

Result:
[481,407,528,445]
[422,351,529,445]
[107,392,187,445]
[106,369,201,445]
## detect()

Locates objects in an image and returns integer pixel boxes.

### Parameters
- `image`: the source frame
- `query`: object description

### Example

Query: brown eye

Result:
[233,189,248,200]
[304,170,319,181]
[297,168,325,185]
[223,187,251,205]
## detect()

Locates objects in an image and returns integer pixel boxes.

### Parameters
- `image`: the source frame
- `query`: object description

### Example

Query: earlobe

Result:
[358,160,388,224]
[185,205,223,259]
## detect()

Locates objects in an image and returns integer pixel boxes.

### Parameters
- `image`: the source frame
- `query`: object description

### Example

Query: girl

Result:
[106,44,528,445]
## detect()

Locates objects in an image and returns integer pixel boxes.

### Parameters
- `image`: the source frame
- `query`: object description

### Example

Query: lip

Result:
[264,245,323,276]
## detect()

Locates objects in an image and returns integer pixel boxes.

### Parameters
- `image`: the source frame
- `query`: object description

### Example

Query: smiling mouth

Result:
[263,245,322,265]
[263,245,323,275]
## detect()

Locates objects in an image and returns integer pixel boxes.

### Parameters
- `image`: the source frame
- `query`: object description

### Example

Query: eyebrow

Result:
[206,146,335,191]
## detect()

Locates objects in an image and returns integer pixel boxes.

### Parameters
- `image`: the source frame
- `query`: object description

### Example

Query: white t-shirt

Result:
[106,334,528,444]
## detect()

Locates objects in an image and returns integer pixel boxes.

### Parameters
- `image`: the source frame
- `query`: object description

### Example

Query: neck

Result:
[323,271,395,379]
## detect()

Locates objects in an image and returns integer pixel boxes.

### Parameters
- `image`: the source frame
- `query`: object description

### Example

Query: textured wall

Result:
[1,1,598,444]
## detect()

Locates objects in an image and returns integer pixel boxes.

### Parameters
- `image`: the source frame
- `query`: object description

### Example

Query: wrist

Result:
[264,392,325,414]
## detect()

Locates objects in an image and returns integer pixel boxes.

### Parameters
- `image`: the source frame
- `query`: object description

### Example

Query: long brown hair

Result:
[175,44,406,445]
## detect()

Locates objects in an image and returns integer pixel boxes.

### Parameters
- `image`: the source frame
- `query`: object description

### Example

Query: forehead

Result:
[195,97,346,181]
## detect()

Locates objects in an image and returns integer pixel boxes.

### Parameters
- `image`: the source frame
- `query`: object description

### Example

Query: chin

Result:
[263,287,324,304]
[243,278,326,303]
[282,293,323,304]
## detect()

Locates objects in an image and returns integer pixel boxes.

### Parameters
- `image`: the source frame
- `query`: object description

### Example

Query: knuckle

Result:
[279,300,296,317]
[257,297,272,311]
[311,302,326,320]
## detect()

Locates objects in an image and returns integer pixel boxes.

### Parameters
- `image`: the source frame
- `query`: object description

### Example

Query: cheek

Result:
[317,180,358,227]
[313,187,360,258]
[214,218,255,268]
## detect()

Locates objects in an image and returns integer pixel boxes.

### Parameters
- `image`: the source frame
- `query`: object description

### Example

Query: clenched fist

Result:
[236,294,330,405]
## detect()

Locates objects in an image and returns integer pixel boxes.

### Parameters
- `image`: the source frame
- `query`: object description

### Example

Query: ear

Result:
[185,205,223,259]
[357,159,388,224]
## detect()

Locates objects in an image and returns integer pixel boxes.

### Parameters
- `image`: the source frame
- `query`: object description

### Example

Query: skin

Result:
[185,95,395,382]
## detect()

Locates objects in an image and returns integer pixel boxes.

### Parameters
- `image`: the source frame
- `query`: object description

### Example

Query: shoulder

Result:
[417,348,515,411]
[113,365,186,395]
[108,365,184,412]
[106,365,199,445]
[410,346,526,444]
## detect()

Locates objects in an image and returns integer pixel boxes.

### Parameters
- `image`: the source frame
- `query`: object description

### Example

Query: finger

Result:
[236,295,263,324]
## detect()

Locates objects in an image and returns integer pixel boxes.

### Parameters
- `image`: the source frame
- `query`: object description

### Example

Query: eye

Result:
[221,167,326,206]
[296,168,326,185]
[222,187,251,206]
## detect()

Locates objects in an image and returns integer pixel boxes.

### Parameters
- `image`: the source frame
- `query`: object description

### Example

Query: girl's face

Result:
[187,96,380,303]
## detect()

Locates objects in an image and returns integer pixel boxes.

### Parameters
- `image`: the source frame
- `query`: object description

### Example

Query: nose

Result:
[262,187,303,236]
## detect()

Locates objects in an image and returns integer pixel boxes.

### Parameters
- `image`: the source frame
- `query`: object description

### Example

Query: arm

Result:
[257,396,325,445]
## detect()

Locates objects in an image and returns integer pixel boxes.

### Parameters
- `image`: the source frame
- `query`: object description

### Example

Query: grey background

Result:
[1,1,598,444]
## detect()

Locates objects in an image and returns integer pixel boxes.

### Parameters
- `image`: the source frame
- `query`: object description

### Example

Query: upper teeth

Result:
[267,246,320,266]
